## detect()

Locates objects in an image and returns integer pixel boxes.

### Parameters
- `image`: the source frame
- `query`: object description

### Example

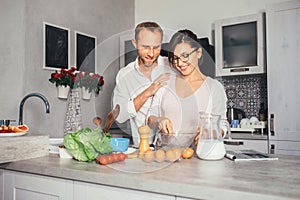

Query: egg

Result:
[182,147,194,159]
[172,148,182,161]
[143,149,154,162]
[155,149,166,162]
[165,149,176,162]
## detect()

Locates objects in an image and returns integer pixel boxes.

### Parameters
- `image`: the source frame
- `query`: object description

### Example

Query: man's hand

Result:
[134,73,170,112]
[145,73,170,97]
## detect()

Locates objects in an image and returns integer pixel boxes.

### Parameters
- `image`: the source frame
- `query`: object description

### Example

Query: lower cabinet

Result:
[3,170,195,200]
[73,181,174,200]
[4,171,73,200]
[0,170,3,200]
[225,139,269,153]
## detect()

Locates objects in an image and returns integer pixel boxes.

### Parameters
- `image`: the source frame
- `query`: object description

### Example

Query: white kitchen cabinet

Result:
[4,170,73,200]
[225,139,268,154]
[0,169,3,200]
[73,181,174,200]
[266,0,300,155]
[3,170,178,200]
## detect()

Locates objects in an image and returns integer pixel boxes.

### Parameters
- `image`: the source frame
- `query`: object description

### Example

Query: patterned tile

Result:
[220,74,268,119]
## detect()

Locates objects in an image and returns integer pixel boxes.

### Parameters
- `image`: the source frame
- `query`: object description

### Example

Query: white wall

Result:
[135,0,290,42]
[0,0,134,138]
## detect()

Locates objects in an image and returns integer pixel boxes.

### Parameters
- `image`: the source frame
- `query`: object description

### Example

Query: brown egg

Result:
[172,148,182,161]
[143,149,154,162]
[155,149,166,162]
[165,149,176,162]
[182,147,194,159]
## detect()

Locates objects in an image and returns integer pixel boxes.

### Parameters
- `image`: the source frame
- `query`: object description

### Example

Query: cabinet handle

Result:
[270,144,275,154]
[270,114,275,136]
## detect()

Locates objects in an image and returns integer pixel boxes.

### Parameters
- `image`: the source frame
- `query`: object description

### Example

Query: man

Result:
[113,22,175,146]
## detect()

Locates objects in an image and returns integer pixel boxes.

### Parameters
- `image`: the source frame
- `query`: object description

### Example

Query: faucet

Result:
[19,93,50,125]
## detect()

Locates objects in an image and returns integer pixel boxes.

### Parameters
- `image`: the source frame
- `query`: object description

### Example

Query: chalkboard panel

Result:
[43,22,69,70]
[75,32,96,73]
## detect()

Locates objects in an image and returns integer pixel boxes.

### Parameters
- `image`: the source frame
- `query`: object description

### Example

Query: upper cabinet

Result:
[214,13,266,77]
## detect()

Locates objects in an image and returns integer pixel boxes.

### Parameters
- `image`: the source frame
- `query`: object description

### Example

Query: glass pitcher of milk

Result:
[196,112,230,160]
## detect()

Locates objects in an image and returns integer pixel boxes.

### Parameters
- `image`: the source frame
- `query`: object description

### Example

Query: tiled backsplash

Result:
[218,74,268,119]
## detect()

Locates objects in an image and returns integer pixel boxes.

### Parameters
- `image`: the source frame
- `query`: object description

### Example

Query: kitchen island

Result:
[0,153,299,200]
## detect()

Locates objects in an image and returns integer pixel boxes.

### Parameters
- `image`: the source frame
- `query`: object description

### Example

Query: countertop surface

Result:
[1,153,300,200]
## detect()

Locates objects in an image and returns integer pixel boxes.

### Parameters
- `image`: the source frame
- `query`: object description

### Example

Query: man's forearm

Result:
[133,89,152,112]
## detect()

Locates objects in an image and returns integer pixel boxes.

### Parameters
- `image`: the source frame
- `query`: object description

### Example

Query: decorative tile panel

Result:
[217,74,268,119]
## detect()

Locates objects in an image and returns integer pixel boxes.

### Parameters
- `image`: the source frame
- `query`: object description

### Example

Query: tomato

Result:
[106,155,114,164]
[118,153,126,161]
[112,154,120,162]
[98,156,108,165]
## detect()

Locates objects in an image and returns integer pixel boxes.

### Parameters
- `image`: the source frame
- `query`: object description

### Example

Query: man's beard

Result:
[139,56,158,67]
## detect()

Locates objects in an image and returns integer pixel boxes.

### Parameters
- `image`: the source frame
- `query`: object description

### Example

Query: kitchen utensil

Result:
[227,107,245,124]
[110,138,130,152]
[138,125,151,154]
[230,119,240,128]
[92,117,102,128]
[103,104,120,133]
[157,132,196,149]
[250,116,259,123]
[0,119,16,126]
[196,112,230,160]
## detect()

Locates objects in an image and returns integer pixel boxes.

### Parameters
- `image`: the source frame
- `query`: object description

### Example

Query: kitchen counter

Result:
[230,132,268,140]
[0,134,49,164]
[1,153,300,200]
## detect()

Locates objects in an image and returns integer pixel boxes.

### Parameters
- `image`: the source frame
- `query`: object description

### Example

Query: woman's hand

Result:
[194,127,200,146]
[158,117,173,134]
[148,115,173,134]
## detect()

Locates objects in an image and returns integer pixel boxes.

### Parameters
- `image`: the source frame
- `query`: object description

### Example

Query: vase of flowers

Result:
[75,71,104,100]
[49,67,76,99]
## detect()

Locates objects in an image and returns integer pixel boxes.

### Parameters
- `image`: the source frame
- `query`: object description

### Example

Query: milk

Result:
[196,140,226,160]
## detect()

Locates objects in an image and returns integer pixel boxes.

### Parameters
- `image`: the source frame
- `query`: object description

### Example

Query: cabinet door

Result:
[4,171,73,200]
[0,170,3,200]
[74,181,174,200]
[225,139,268,153]
[267,1,300,143]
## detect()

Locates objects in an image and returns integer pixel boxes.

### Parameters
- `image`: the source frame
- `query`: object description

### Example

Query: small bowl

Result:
[110,138,130,152]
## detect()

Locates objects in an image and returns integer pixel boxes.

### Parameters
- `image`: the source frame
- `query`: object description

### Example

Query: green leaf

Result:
[63,127,112,162]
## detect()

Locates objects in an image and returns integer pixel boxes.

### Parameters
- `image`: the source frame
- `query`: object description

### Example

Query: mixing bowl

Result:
[158,132,196,148]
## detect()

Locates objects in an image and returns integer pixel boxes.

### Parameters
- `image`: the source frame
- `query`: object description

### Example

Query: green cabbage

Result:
[63,127,112,162]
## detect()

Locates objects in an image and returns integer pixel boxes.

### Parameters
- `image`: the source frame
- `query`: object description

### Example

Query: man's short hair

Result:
[135,22,163,41]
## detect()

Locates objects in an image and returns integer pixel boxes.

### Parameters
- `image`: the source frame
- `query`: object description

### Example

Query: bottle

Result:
[258,103,266,121]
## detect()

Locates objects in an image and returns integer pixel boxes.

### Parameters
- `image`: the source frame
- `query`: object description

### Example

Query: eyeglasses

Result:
[173,48,198,63]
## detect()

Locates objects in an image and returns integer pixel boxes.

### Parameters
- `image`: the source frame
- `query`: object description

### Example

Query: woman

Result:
[148,30,227,146]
